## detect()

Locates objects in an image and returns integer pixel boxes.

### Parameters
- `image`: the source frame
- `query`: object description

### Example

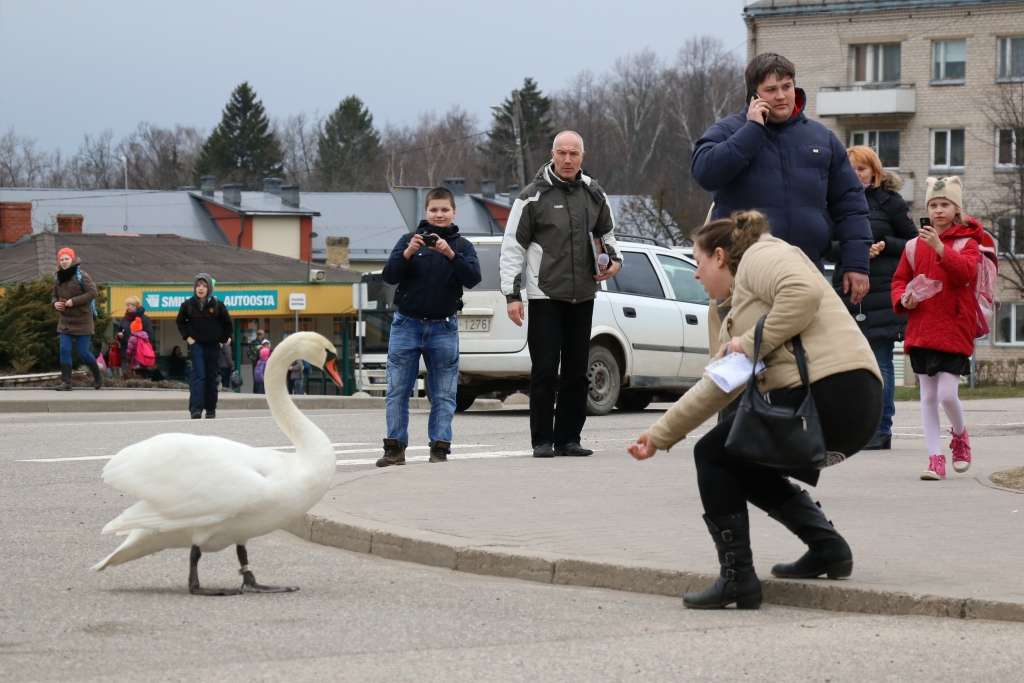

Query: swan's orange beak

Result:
[323,353,343,388]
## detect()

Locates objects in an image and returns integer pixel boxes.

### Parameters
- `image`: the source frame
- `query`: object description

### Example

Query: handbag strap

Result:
[750,315,812,389]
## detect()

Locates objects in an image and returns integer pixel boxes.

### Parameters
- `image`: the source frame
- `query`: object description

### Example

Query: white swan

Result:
[93,331,342,595]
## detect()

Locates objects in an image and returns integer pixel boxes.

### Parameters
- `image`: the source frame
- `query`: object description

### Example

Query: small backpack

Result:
[254,359,267,383]
[73,269,99,319]
[134,334,157,368]
[904,222,998,339]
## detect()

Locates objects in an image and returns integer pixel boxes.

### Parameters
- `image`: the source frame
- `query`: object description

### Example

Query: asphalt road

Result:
[2,407,1022,682]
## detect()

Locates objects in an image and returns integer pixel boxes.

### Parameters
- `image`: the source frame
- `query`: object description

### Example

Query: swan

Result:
[93,331,342,595]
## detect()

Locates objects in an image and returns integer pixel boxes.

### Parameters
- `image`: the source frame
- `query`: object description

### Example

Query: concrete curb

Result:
[288,511,1024,623]
[0,395,504,414]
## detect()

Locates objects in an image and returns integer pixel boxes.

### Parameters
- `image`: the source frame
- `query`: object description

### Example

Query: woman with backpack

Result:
[253,340,271,394]
[52,247,102,391]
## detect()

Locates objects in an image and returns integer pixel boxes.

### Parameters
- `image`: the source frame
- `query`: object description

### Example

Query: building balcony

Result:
[816,83,916,117]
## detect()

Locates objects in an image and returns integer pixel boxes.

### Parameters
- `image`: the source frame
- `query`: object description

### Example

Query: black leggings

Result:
[695,369,881,517]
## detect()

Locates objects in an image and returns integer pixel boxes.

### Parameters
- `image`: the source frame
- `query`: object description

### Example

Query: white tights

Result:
[917,372,966,455]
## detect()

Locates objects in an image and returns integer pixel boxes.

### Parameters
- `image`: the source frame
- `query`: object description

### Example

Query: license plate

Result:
[459,317,490,333]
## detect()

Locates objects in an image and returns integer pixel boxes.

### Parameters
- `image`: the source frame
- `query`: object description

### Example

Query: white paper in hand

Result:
[705,352,766,393]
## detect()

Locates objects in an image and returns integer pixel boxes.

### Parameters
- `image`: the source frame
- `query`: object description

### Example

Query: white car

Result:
[456,236,711,414]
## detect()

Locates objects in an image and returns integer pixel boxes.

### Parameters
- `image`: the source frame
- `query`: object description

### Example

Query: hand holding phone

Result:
[746,95,769,125]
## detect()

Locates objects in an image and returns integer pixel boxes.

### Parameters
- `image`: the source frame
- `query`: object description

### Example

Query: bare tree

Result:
[277,113,321,189]
[550,71,614,182]
[118,123,205,189]
[982,81,1024,302]
[602,50,667,192]
[381,107,484,188]
[68,130,119,189]
[0,128,53,187]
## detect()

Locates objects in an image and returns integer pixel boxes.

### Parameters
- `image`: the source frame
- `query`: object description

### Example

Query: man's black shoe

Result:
[863,434,891,450]
[205,410,216,419]
[190,412,202,419]
[532,443,556,458]
[557,442,594,457]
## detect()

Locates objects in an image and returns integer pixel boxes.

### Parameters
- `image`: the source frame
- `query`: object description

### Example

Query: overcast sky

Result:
[0,0,748,153]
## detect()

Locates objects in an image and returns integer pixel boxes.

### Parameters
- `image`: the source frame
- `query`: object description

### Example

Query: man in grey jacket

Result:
[499,130,622,458]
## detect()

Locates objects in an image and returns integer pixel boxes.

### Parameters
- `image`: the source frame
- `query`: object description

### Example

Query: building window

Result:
[996,215,1024,256]
[283,317,315,335]
[931,128,965,168]
[851,43,901,84]
[996,128,1024,166]
[849,130,901,168]
[995,302,1024,345]
[997,36,1024,80]
[932,39,966,83]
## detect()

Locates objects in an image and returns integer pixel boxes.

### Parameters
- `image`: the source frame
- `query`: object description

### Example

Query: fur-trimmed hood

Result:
[878,171,903,193]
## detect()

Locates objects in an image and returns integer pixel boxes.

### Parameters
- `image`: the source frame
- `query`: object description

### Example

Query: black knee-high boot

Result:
[768,490,852,579]
[56,364,73,391]
[683,511,762,610]
[87,361,103,389]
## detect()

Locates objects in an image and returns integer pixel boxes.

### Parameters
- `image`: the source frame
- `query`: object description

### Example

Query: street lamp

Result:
[120,154,128,231]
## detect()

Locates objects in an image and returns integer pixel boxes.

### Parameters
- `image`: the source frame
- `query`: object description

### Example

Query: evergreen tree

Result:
[482,78,553,188]
[196,82,283,189]
[315,95,382,191]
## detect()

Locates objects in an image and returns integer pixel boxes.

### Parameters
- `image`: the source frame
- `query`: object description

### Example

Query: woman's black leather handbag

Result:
[724,315,826,469]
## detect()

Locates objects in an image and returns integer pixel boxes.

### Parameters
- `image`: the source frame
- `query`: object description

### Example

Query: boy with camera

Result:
[376,187,482,467]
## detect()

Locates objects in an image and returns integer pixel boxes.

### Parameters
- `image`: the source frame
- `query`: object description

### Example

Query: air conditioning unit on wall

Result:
[309,268,326,283]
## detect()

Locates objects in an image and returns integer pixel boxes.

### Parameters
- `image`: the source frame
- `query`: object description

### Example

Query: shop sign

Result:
[142,289,279,312]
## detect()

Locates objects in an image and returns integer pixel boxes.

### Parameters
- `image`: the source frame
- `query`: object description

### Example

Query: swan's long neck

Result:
[264,346,328,455]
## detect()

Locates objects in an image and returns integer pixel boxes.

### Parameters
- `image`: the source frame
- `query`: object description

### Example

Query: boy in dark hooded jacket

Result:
[175,273,232,418]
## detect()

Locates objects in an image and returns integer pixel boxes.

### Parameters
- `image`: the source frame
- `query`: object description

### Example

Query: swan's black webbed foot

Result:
[240,569,299,593]
[236,544,299,594]
[188,544,242,596]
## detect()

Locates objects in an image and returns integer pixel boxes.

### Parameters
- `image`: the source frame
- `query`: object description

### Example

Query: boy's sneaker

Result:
[950,428,972,473]
[920,454,946,480]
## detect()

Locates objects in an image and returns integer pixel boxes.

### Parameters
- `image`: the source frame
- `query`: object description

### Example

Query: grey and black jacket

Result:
[499,163,621,303]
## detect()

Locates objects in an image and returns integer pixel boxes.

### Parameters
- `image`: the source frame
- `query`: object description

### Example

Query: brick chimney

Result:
[57,213,84,234]
[443,177,466,196]
[263,177,283,196]
[0,202,32,244]
[281,184,300,207]
[222,183,242,207]
[325,235,350,268]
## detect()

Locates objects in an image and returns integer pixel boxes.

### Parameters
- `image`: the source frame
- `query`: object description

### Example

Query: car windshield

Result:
[473,244,505,291]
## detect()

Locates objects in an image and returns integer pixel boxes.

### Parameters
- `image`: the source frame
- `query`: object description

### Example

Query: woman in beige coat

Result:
[629,211,881,610]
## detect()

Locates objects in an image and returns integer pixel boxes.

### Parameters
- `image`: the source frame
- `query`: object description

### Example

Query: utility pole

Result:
[511,90,527,187]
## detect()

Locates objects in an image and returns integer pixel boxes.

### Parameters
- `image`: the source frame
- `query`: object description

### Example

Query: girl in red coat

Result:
[892,176,981,480]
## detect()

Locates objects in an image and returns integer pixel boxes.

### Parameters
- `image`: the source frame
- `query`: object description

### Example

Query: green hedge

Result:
[0,278,112,372]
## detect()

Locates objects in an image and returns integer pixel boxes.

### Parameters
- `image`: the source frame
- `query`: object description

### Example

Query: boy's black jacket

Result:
[383,220,482,319]
[175,296,233,344]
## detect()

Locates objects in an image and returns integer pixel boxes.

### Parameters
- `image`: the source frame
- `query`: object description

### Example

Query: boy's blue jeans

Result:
[189,342,221,415]
[59,333,96,367]
[385,312,459,446]
[870,339,896,436]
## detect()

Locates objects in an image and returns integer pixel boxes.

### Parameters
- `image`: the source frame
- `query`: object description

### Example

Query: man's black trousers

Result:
[526,298,594,447]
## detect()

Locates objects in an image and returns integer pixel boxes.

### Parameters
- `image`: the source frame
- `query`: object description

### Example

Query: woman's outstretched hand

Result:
[628,433,657,460]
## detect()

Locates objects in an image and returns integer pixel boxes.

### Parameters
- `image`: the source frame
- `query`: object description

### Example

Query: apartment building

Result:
[745,0,1024,381]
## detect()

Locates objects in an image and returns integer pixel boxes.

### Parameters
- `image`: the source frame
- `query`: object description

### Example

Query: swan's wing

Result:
[101,434,284,533]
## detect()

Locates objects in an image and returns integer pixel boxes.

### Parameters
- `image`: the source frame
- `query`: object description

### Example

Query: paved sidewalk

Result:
[293,398,1024,622]
[0,388,502,413]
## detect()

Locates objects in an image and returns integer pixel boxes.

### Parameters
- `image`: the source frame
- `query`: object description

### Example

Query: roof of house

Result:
[0,188,228,243]
[190,190,320,216]
[0,232,361,285]
[744,0,1013,18]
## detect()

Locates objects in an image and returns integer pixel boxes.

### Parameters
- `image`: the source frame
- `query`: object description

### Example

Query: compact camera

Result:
[421,233,438,247]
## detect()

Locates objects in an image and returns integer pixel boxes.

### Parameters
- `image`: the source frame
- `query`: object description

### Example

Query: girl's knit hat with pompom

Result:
[925,176,962,208]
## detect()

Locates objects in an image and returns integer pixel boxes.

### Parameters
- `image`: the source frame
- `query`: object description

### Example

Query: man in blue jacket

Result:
[376,186,482,468]
[692,53,871,304]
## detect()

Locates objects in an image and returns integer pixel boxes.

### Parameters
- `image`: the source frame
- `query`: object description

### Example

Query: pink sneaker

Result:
[921,454,946,480]
[950,429,972,473]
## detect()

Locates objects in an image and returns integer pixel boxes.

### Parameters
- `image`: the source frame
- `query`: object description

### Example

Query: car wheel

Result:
[586,345,620,416]
[455,387,477,413]
[617,391,652,412]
